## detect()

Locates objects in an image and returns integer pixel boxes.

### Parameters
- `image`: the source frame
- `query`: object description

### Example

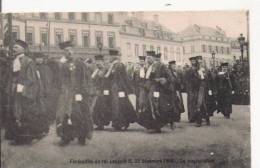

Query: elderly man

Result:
[138,52,175,133]
[105,50,137,131]
[56,41,93,146]
[216,63,235,119]
[92,54,112,130]
[5,40,43,145]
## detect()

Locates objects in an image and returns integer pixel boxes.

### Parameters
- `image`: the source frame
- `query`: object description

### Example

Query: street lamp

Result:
[238,33,245,62]
[211,51,216,69]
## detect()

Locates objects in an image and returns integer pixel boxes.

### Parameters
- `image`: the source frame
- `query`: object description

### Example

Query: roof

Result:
[179,24,227,37]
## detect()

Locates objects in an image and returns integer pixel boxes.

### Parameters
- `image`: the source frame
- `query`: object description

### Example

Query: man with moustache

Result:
[56,41,93,146]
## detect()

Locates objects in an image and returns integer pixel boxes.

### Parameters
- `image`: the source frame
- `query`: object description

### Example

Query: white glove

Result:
[128,94,136,110]
[232,90,235,94]
[208,90,212,96]
[68,118,72,125]
[17,84,24,93]
[75,94,83,101]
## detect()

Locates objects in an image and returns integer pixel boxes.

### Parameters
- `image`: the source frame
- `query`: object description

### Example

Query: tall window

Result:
[25,27,34,45]
[183,46,185,54]
[40,28,48,46]
[55,29,63,45]
[108,13,114,24]
[191,45,195,53]
[150,45,154,51]
[164,47,168,60]
[202,44,206,52]
[135,44,139,57]
[82,31,90,48]
[221,46,224,54]
[40,13,47,19]
[127,42,132,58]
[227,47,230,54]
[69,30,77,45]
[12,26,19,40]
[208,45,212,53]
[176,47,181,62]
[156,46,161,54]
[81,13,89,22]
[215,46,219,53]
[108,32,115,48]
[68,12,75,20]
[95,13,102,24]
[54,13,61,20]
[142,44,146,56]
[95,31,103,47]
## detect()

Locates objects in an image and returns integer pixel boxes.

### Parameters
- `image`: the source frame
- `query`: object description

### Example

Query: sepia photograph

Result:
[0,11,250,168]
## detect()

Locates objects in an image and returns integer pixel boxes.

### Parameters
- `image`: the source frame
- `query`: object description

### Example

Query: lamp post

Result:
[211,51,216,69]
[238,33,245,63]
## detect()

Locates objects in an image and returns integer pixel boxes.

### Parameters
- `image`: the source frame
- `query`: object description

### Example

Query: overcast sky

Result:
[143,11,248,38]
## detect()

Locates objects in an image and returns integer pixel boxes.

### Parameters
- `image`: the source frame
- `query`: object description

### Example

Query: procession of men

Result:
[0,39,250,146]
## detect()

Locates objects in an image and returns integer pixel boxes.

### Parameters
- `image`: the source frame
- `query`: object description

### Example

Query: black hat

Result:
[221,62,229,67]
[189,56,197,61]
[138,56,146,61]
[154,53,161,58]
[59,41,73,49]
[14,39,28,49]
[95,54,104,60]
[196,55,203,60]
[168,60,176,65]
[146,51,155,56]
[109,49,119,56]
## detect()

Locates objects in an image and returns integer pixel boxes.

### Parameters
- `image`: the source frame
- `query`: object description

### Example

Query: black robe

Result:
[138,62,175,130]
[56,58,93,141]
[107,61,137,130]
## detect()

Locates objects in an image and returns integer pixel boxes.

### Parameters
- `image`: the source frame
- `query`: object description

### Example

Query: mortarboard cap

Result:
[196,55,203,60]
[221,62,229,67]
[168,60,176,65]
[189,56,197,61]
[109,49,119,56]
[14,39,28,49]
[146,51,155,57]
[138,56,146,61]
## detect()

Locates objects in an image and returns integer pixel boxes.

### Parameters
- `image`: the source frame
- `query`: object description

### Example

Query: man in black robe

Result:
[56,41,93,146]
[105,50,137,131]
[34,53,54,134]
[92,54,112,130]
[6,40,44,145]
[193,56,212,127]
[138,52,175,132]
[215,63,235,118]
[133,56,148,114]
[168,60,185,123]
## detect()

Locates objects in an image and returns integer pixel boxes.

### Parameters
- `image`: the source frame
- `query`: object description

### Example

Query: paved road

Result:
[1,99,250,168]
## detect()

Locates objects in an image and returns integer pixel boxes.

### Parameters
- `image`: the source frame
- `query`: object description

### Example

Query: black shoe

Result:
[78,137,86,146]
[95,125,104,130]
[195,123,201,127]
[58,139,70,146]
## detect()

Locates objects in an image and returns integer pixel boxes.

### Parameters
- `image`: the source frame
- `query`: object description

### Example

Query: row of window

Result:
[12,27,116,48]
[126,43,181,61]
[201,45,230,54]
[39,12,114,24]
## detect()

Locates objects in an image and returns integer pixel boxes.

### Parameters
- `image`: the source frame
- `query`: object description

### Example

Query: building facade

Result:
[1,12,239,67]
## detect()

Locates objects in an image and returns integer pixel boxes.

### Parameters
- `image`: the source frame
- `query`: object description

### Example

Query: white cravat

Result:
[91,69,99,78]
[145,64,153,79]
[140,67,145,78]
[13,54,24,72]
[198,68,205,79]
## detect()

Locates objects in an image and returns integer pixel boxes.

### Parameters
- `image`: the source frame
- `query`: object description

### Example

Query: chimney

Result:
[153,14,159,23]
